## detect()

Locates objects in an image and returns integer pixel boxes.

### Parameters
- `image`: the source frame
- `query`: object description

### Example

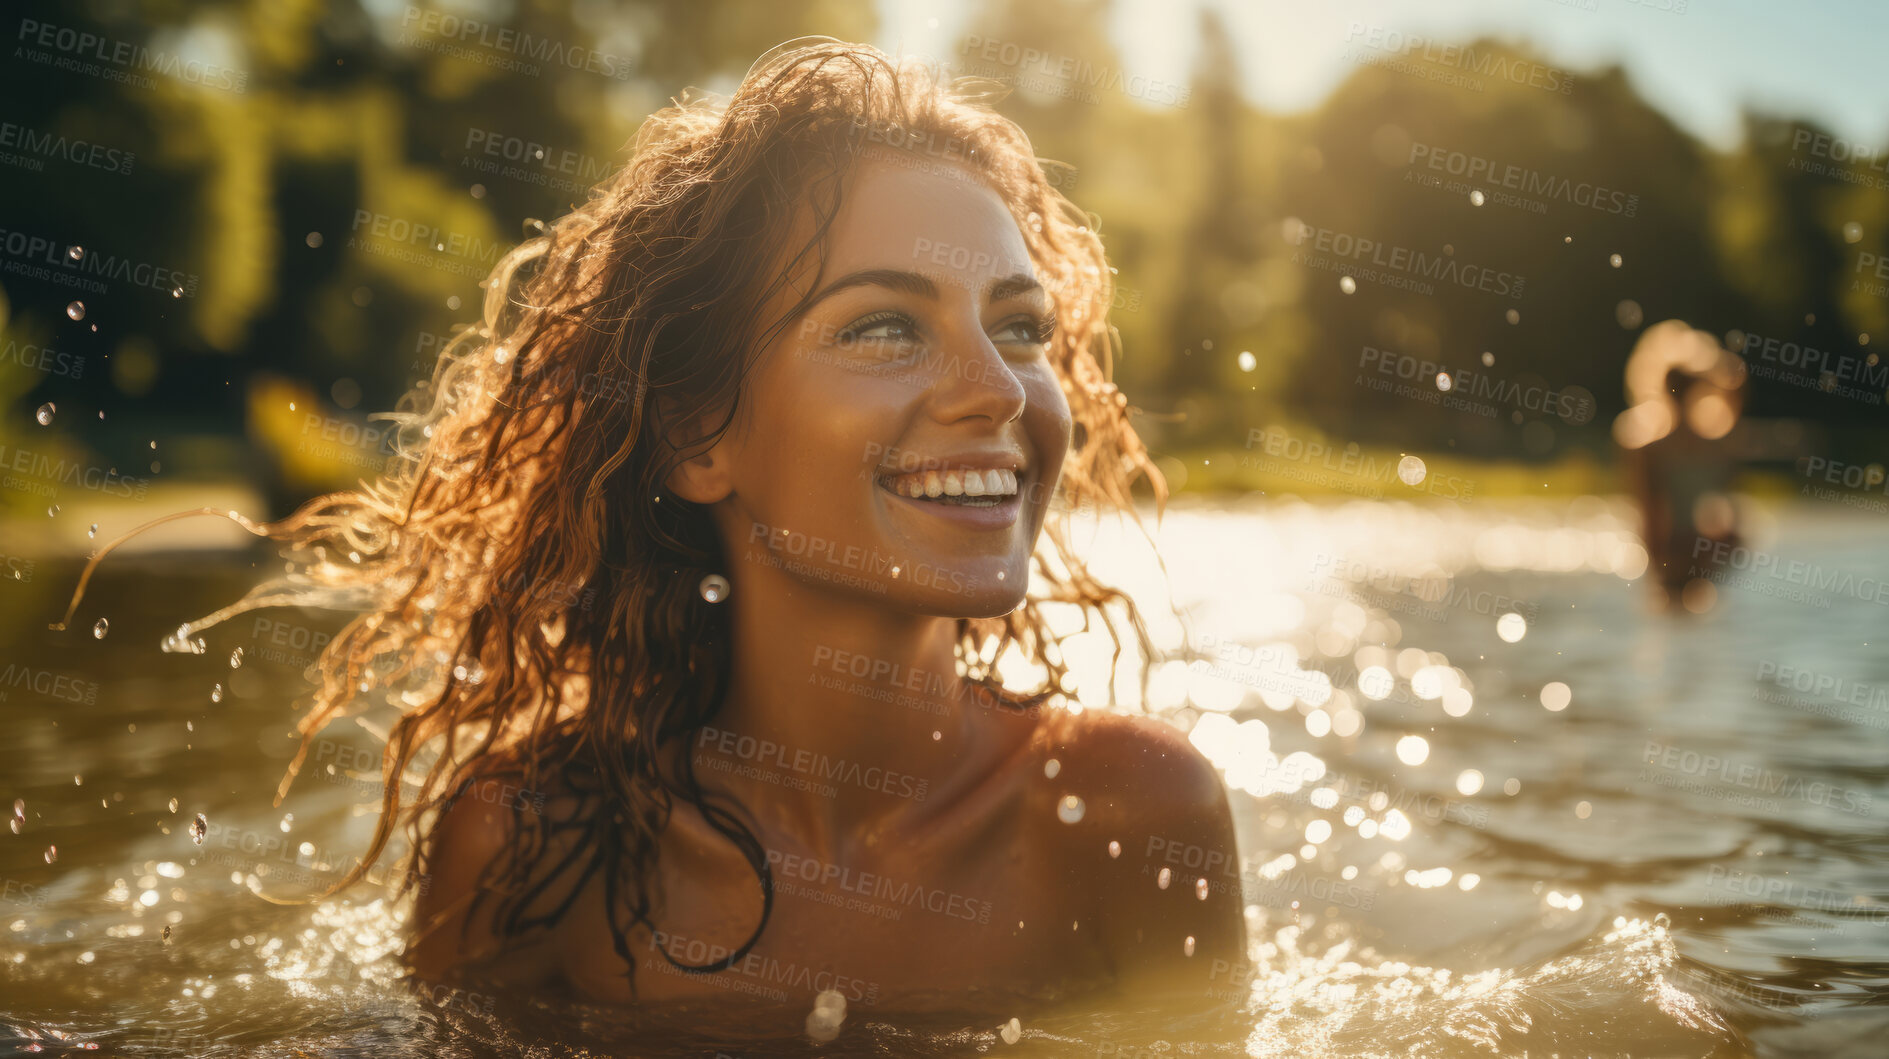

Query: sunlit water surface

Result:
[3,497,1885,1057]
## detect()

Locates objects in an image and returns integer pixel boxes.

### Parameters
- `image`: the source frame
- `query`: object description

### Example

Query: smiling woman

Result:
[158,37,1242,1021]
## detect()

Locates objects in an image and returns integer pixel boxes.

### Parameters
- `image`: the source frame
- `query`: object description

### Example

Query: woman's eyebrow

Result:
[808,268,940,307]
[805,269,1045,309]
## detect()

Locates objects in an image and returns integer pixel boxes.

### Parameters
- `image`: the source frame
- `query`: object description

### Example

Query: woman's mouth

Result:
[876,467,1020,506]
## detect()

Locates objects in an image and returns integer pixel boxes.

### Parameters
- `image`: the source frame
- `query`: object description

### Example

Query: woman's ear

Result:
[662,405,741,504]
[666,441,734,504]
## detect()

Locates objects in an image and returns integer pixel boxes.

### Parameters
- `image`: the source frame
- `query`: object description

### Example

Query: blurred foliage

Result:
[0,0,1882,520]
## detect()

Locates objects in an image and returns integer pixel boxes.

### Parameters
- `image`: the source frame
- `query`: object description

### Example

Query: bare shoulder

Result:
[1035,707,1246,999]
[1036,707,1229,820]
[404,759,590,987]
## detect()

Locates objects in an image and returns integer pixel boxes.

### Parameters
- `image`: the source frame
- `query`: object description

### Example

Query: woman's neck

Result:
[689,550,992,861]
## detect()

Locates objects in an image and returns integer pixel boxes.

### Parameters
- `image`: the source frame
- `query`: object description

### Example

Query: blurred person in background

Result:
[1613,319,1749,612]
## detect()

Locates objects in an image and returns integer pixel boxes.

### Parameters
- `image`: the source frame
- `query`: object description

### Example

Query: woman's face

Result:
[706,158,1073,618]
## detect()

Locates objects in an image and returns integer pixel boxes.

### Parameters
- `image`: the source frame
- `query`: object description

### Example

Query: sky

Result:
[877,0,1889,150]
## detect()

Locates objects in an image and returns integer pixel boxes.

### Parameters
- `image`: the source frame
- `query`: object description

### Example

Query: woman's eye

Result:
[838,312,921,347]
[994,315,1056,349]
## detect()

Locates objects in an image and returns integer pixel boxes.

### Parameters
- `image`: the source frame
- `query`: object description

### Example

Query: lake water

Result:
[2,496,1884,1056]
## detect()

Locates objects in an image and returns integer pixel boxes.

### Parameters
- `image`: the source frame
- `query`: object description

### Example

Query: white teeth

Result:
[881,467,1021,499]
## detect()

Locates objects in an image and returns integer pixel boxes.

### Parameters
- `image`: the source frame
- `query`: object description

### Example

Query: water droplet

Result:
[1496,612,1527,642]
[1540,681,1572,711]
[44,846,57,864]
[1000,1017,1021,1045]
[1481,351,1495,367]
[167,798,178,813]
[229,647,244,669]
[1237,350,1257,372]
[1196,877,1210,900]
[87,523,97,539]
[493,344,513,365]
[1469,189,1485,206]
[8,818,18,834]
[11,799,21,818]
[1183,935,1196,957]
[92,618,109,639]
[1505,309,1521,325]
[190,814,207,844]
[1338,276,1357,295]
[1843,221,1863,244]
[210,684,223,703]
[1396,455,1427,486]
[46,505,59,518]
[171,286,183,299]
[1435,371,1453,392]
[1043,758,1061,779]
[1056,794,1085,824]
[1396,734,1430,765]
[66,301,85,321]
[1108,840,1121,858]
[1157,867,1172,889]
[1608,253,1623,268]
[699,574,730,603]
[1653,912,1672,930]
[66,245,84,261]
[35,402,55,426]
